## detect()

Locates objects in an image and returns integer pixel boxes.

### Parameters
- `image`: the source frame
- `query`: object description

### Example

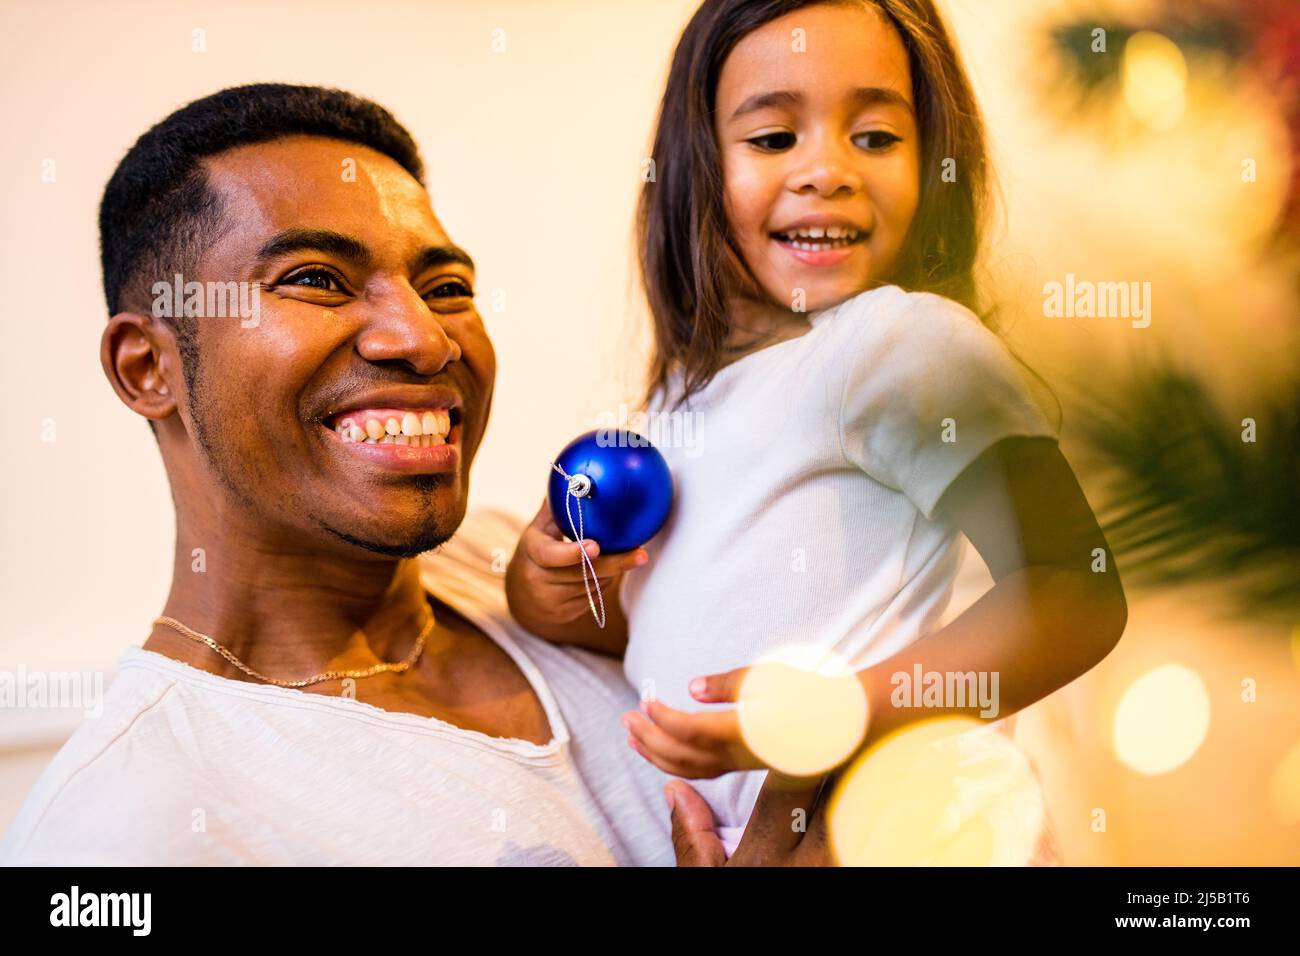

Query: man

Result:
[0,84,826,866]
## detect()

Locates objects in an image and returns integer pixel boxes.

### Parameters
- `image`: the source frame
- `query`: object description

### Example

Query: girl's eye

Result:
[746,131,796,152]
[283,267,346,293]
[426,279,474,300]
[854,130,902,152]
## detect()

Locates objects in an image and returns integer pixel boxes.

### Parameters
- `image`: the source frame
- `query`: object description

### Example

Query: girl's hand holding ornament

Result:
[505,500,647,650]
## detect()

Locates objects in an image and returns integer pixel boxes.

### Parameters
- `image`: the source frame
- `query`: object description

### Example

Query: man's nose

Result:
[353,282,462,373]
[789,134,864,197]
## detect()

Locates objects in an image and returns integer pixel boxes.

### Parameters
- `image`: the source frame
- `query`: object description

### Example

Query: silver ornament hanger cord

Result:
[549,461,607,629]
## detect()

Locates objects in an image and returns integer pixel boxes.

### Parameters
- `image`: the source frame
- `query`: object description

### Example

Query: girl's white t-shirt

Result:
[620,285,1059,853]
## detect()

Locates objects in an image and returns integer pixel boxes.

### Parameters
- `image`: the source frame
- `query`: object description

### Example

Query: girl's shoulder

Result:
[829,283,1049,422]
[814,284,1005,386]
[817,284,983,346]
[647,286,990,410]
[831,286,1058,516]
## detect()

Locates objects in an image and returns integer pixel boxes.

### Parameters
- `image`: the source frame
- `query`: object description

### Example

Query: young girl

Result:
[506,0,1126,862]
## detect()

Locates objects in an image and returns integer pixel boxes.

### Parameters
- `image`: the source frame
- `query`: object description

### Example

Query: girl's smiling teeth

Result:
[771,225,866,251]
[326,408,454,446]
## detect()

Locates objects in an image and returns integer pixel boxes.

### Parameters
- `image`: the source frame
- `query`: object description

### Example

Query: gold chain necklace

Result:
[151,610,436,689]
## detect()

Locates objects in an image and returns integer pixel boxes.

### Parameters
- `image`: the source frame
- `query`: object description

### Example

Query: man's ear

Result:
[100,312,180,425]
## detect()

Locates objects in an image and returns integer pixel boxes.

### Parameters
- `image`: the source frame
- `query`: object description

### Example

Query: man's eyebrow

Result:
[254,228,373,268]
[410,244,475,276]
[728,86,915,121]
[253,228,475,274]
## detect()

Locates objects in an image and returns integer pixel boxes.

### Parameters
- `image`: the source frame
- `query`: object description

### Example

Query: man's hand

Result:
[668,773,833,866]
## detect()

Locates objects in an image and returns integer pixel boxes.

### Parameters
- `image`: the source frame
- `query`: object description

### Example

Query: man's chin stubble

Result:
[320,522,454,559]
[317,474,462,559]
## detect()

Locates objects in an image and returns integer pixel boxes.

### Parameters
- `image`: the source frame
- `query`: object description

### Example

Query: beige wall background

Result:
[2,0,1296,862]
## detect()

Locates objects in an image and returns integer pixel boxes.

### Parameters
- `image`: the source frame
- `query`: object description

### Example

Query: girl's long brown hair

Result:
[638,0,994,410]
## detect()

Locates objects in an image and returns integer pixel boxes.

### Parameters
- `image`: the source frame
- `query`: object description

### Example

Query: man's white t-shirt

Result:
[0,510,674,866]
[621,285,1059,853]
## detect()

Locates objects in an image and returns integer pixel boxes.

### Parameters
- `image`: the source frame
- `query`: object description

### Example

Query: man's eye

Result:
[746,131,796,152]
[283,268,345,292]
[427,279,473,299]
[854,131,902,151]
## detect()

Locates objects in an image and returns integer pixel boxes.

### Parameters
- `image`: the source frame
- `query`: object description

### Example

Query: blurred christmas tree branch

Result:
[1068,357,1300,620]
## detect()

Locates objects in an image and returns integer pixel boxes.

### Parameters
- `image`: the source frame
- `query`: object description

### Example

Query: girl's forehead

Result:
[717,4,911,103]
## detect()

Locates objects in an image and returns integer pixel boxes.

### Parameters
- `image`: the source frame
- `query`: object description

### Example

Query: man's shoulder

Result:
[0,661,224,865]
[421,507,632,683]
[419,507,642,722]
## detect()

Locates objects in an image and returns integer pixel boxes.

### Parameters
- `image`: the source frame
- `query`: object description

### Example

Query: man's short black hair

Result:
[99,82,425,318]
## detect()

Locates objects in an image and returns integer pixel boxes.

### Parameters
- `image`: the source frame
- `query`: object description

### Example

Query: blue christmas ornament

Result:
[548,429,674,555]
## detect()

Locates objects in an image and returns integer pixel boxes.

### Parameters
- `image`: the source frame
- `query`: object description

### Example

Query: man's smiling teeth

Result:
[773,225,863,250]
[333,409,452,446]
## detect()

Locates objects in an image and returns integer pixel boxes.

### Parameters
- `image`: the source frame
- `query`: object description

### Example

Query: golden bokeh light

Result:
[1270,740,1300,827]
[1122,31,1187,130]
[735,644,869,777]
[828,716,1045,866]
[1112,663,1211,775]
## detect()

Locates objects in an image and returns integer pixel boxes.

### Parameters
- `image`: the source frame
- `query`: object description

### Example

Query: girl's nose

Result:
[354,283,463,373]
[789,139,864,197]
